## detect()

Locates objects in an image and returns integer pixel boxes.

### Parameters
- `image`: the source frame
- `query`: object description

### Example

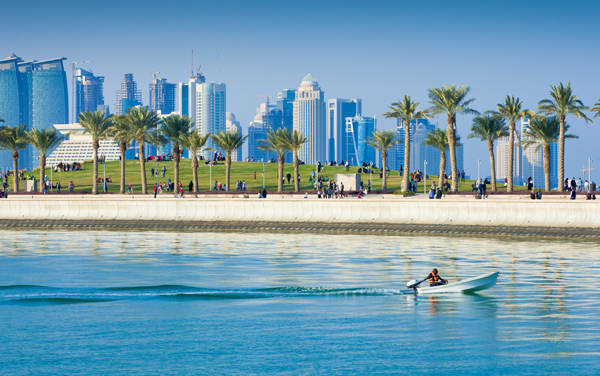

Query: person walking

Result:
[153,183,158,198]
[69,181,74,192]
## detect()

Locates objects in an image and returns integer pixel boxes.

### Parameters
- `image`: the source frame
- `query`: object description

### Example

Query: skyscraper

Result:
[293,74,326,164]
[345,115,376,166]
[0,54,68,170]
[114,73,141,115]
[149,76,176,115]
[196,82,226,158]
[226,112,243,161]
[327,98,361,163]
[246,102,281,161]
[177,71,205,125]
[74,68,104,120]
[277,89,295,132]
[495,135,521,182]
[519,118,558,189]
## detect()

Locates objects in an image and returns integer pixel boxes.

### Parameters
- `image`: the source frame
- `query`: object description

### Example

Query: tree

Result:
[384,95,429,191]
[424,128,453,189]
[160,115,192,191]
[126,107,160,194]
[259,128,290,193]
[468,115,509,192]
[522,116,577,192]
[428,85,478,192]
[591,100,600,119]
[493,96,533,192]
[28,128,63,193]
[108,115,134,194]
[79,110,113,194]
[366,130,398,191]
[212,130,247,192]
[283,130,307,192]
[538,82,590,190]
[0,124,28,192]
[181,131,211,193]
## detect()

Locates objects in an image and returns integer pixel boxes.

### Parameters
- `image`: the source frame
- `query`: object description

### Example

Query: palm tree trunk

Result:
[558,114,565,191]
[173,145,180,190]
[446,116,458,192]
[192,155,198,193]
[92,140,98,194]
[382,150,387,191]
[12,151,19,193]
[402,119,410,192]
[277,153,284,193]
[138,140,147,194]
[488,139,497,193]
[39,154,46,193]
[293,151,299,192]
[119,144,126,194]
[438,151,446,189]
[225,153,231,192]
[507,120,515,192]
[544,144,551,192]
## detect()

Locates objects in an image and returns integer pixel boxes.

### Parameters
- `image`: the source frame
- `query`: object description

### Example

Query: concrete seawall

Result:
[1,195,599,228]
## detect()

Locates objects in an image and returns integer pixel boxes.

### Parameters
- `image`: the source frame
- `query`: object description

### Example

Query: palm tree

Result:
[384,96,429,191]
[108,115,134,193]
[126,107,160,194]
[538,82,590,190]
[283,130,307,192]
[428,85,478,192]
[79,110,113,194]
[160,115,192,191]
[28,128,63,193]
[259,128,290,193]
[212,130,247,192]
[522,117,577,192]
[424,128,451,189]
[146,130,168,188]
[0,124,28,192]
[468,115,509,192]
[493,96,533,192]
[366,130,398,191]
[591,100,600,119]
[181,131,211,193]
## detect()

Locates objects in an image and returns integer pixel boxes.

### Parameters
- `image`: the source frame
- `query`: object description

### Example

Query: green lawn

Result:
[9,159,526,193]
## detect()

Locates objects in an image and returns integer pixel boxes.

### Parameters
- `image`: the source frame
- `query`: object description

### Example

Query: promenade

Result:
[1,194,599,240]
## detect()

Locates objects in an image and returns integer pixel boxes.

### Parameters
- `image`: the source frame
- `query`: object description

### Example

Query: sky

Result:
[3,0,600,179]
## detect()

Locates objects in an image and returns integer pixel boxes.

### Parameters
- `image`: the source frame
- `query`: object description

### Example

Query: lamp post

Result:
[262,158,266,189]
[477,159,481,183]
[424,159,428,195]
[50,165,53,192]
[102,155,106,193]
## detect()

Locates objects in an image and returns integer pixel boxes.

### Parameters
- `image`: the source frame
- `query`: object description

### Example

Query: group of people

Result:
[474,178,489,198]
[150,166,167,178]
[428,184,444,199]
[316,180,346,199]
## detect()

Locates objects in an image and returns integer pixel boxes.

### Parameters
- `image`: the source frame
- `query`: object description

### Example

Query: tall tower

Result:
[293,74,326,164]
[149,76,176,115]
[74,68,104,119]
[114,73,141,114]
[226,112,243,161]
[327,98,361,163]
[196,82,226,158]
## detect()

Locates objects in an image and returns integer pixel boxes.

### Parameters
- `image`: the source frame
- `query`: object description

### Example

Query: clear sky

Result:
[3,0,599,179]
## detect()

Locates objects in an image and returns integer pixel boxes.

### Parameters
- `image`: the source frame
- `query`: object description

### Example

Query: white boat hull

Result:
[416,272,499,295]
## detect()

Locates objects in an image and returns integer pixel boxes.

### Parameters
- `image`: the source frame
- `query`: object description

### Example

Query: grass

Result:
[8,159,526,194]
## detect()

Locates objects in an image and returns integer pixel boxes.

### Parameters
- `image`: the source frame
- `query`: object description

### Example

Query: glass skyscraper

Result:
[115,73,141,115]
[327,98,361,163]
[345,115,376,166]
[293,74,326,164]
[196,82,226,158]
[277,89,295,132]
[149,77,176,115]
[0,54,68,170]
[74,68,104,120]
[226,112,243,162]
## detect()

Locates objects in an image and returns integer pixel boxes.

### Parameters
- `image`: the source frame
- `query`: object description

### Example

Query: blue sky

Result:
[3,0,599,179]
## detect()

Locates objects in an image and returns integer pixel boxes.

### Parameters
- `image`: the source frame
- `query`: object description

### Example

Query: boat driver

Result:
[426,268,447,286]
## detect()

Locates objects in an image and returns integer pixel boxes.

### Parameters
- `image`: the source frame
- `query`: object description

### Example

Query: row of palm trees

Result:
[378,83,600,193]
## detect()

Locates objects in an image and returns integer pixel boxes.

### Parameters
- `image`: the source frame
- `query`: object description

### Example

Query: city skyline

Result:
[1,0,599,179]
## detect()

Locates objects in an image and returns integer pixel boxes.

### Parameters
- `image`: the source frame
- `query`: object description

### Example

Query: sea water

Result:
[0,231,598,375]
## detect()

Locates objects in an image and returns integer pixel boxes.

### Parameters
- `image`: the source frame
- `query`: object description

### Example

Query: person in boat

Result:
[425,268,447,286]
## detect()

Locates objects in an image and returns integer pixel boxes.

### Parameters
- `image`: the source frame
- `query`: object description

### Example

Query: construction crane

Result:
[69,60,91,123]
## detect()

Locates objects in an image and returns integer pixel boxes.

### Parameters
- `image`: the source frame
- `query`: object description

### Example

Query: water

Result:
[0,231,598,375]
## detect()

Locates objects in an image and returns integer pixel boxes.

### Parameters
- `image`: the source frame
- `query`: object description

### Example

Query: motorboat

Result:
[406,272,499,295]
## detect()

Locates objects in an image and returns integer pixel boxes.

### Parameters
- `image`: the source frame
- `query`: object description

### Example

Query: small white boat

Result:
[411,272,499,295]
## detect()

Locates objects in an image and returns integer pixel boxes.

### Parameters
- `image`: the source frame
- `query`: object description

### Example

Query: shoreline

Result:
[1,218,599,241]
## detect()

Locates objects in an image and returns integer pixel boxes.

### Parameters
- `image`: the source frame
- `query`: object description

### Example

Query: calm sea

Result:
[0,231,598,375]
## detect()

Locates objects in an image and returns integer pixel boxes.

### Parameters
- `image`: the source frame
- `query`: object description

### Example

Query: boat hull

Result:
[416,272,499,295]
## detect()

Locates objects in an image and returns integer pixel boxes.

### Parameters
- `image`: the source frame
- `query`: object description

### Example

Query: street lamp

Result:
[477,159,481,183]
[262,158,266,189]
[424,159,428,195]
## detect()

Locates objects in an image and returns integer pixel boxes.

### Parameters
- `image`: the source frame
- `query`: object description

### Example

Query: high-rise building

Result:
[327,98,361,163]
[495,135,521,182]
[519,118,558,189]
[246,102,281,161]
[277,89,295,132]
[176,83,189,117]
[226,112,243,161]
[177,71,205,127]
[149,77,176,115]
[114,73,141,115]
[247,123,269,162]
[0,54,68,170]
[345,115,375,166]
[74,68,104,120]
[196,82,226,158]
[293,74,326,164]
